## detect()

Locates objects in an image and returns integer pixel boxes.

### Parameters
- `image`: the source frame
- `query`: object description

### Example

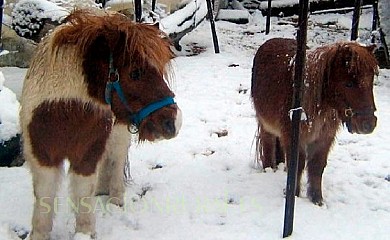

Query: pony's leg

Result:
[29,159,62,240]
[98,124,130,207]
[69,171,97,237]
[306,137,334,206]
[279,136,306,197]
[259,127,277,169]
[275,138,285,166]
[295,147,306,197]
[69,139,109,237]
[95,154,111,196]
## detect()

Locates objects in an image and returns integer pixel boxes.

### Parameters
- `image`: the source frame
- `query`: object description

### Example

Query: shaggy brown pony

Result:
[251,38,378,205]
[20,9,182,239]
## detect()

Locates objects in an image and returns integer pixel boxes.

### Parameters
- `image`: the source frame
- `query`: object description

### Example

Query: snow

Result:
[259,0,330,9]
[160,0,207,35]
[0,72,20,143]
[13,0,68,21]
[11,0,68,37]
[216,9,250,21]
[1,5,390,240]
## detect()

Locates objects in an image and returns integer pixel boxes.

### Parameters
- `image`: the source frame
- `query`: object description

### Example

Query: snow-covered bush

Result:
[0,72,23,167]
[11,0,68,41]
[10,0,99,42]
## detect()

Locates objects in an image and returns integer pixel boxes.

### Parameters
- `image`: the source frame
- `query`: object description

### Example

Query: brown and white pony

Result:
[20,9,182,239]
[251,38,378,205]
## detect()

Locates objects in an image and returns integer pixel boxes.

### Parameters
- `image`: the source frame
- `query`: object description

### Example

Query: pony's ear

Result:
[365,44,377,53]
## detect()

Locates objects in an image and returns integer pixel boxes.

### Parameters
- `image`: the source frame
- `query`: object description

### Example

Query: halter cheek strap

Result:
[105,53,175,132]
[105,69,132,112]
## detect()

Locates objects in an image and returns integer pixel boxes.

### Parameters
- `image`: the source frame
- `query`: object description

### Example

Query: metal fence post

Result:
[351,0,362,40]
[282,0,309,237]
[206,0,220,53]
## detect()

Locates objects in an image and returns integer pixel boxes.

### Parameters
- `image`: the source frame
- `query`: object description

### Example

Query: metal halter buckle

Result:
[345,107,354,117]
[128,123,139,134]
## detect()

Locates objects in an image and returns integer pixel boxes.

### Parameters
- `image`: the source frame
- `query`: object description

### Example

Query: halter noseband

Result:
[344,106,375,133]
[105,53,175,133]
[344,107,375,118]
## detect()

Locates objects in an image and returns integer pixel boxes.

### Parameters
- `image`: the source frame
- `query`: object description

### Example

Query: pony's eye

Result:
[130,69,142,80]
[345,81,354,88]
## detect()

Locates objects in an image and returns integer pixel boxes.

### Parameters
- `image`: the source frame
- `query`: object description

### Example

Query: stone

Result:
[0,26,37,68]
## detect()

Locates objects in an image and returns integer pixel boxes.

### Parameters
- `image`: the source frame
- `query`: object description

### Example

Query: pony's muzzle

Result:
[158,107,182,139]
[360,116,377,134]
[140,106,182,141]
[171,107,182,137]
[349,115,377,134]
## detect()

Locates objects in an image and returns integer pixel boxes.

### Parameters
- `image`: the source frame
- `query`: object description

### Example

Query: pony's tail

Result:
[254,123,285,170]
[254,123,263,169]
[124,154,132,186]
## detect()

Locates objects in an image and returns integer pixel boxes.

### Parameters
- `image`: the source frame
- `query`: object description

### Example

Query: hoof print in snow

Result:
[237,84,248,94]
[227,197,239,205]
[243,31,256,35]
[151,164,164,170]
[385,175,390,182]
[214,129,228,138]
[137,184,152,199]
[185,43,206,56]
[202,149,215,156]
[238,88,248,94]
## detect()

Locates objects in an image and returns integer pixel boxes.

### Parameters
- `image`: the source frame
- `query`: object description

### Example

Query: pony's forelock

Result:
[49,9,174,78]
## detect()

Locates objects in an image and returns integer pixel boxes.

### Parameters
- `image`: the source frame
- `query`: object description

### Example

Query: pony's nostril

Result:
[163,119,175,135]
[362,121,373,133]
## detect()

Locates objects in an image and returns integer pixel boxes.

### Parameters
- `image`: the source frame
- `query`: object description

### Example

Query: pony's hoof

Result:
[73,232,97,240]
[308,190,323,206]
[295,187,301,197]
[108,195,124,207]
[29,231,50,240]
[95,191,109,197]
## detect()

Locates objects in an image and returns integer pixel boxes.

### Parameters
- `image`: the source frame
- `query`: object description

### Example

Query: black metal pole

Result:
[371,0,379,44]
[206,0,220,53]
[282,0,309,237]
[134,0,142,22]
[265,0,272,35]
[351,0,362,40]
[152,0,157,12]
[371,0,379,33]
[96,0,106,8]
[0,0,3,50]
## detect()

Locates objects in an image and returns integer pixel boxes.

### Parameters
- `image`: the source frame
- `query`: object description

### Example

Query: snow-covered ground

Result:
[1,7,389,240]
[0,72,20,143]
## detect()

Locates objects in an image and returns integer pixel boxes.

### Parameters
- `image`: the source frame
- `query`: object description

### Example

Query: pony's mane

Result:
[49,9,174,77]
[335,42,379,76]
[304,41,378,116]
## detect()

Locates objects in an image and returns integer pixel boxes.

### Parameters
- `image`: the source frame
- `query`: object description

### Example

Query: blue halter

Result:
[105,54,175,132]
